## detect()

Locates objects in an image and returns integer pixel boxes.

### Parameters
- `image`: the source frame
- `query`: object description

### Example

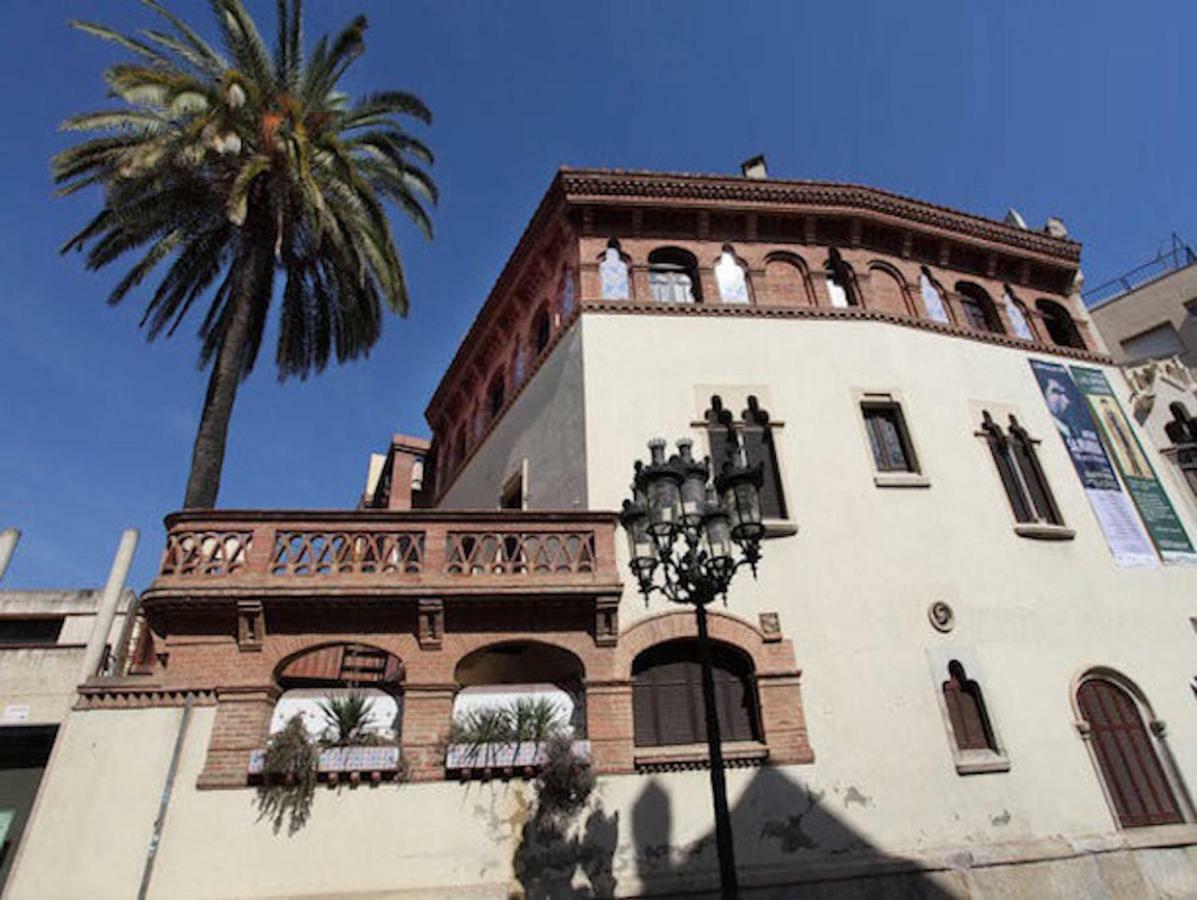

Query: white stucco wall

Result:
[577,311,1197,851]
[438,324,588,511]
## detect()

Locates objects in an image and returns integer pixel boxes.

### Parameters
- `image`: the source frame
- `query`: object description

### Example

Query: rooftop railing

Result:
[1084,234,1197,307]
[146,509,622,600]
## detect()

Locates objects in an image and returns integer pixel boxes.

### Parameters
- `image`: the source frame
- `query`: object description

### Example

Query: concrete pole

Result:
[79,529,139,682]
[0,528,20,582]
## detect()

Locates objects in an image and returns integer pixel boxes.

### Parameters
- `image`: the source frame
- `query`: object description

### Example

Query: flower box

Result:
[248,744,401,776]
[445,739,590,774]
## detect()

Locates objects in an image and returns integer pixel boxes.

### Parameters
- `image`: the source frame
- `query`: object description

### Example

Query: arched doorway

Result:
[1077,677,1183,827]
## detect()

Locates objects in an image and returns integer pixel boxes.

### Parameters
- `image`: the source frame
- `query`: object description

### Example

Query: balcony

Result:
[143,509,623,605]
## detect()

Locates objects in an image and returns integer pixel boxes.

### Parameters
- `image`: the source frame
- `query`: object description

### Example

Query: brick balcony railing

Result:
[143,509,623,603]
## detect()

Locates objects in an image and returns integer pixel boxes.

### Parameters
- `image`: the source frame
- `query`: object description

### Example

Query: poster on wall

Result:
[1070,366,1197,564]
[1029,360,1158,567]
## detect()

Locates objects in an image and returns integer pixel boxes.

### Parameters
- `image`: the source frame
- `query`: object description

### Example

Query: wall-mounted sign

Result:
[1030,360,1157,567]
[1070,366,1197,564]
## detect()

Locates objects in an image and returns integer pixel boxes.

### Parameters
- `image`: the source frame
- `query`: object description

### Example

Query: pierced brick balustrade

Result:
[145,509,622,605]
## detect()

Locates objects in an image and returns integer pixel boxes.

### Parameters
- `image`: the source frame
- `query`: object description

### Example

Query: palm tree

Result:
[54,0,435,508]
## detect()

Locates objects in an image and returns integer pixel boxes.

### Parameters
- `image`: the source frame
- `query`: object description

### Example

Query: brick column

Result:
[630,264,650,304]
[198,685,278,789]
[402,684,455,781]
[586,680,634,774]
[757,673,814,765]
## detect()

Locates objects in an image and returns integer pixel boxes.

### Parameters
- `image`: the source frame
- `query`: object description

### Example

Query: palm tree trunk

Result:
[182,241,267,509]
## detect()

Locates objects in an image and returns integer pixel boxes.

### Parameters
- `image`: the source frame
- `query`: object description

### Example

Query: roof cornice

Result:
[558,167,1081,263]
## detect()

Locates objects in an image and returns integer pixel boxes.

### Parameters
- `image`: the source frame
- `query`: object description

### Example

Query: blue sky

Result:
[1,0,1193,590]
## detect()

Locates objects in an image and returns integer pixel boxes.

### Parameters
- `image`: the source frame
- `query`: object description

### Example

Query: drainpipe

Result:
[79,529,139,682]
[137,696,193,900]
[0,528,19,582]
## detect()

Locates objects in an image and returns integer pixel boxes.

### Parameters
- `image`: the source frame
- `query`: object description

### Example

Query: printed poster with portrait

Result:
[1070,366,1197,564]
[1029,360,1158,567]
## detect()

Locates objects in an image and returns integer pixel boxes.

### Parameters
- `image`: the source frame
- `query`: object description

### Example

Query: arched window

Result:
[980,411,1063,526]
[648,247,701,303]
[632,639,760,747]
[532,308,551,354]
[559,268,577,318]
[1164,402,1197,497]
[825,248,859,307]
[598,240,629,300]
[919,268,951,324]
[715,246,750,304]
[1077,676,1184,827]
[1037,299,1085,349]
[447,642,586,769]
[942,661,996,752]
[271,643,404,742]
[956,282,1005,334]
[706,394,786,520]
[1003,287,1035,341]
[764,253,813,306]
[512,341,526,388]
[488,373,505,419]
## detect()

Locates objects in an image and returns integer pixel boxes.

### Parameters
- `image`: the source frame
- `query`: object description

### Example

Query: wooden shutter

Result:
[943,675,995,751]
[1078,680,1182,828]
[632,642,761,747]
[1009,427,1061,525]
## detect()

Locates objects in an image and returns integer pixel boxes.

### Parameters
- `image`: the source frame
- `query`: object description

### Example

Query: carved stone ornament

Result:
[927,601,955,633]
[759,612,782,642]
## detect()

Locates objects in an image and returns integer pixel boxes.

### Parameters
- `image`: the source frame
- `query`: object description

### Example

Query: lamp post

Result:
[620,437,764,900]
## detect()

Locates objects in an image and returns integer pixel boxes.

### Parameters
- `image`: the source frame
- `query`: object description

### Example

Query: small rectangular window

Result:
[0,618,63,645]
[862,402,918,473]
[500,472,524,510]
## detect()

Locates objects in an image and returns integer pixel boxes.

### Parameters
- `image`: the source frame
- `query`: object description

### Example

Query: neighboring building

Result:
[0,529,137,893]
[1086,235,1197,367]
[8,168,1197,899]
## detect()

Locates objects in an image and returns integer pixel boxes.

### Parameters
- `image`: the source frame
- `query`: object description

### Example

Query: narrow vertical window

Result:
[1003,287,1034,341]
[706,395,787,520]
[862,401,918,473]
[981,412,1063,527]
[957,282,1004,334]
[919,268,951,324]
[512,342,526,388]
[825,248,858,308]
[1164,402,1197,498]
[715,246,750,304]
[533,309,551,354]
[649,248,700,303]
[599,240,629,300]
[560,269,577,318]
[943,661,997,753]
[488,375,505,419]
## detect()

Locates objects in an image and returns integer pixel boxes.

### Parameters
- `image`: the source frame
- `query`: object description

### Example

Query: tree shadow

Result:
[631,765,961,898]
[513,804,621,899]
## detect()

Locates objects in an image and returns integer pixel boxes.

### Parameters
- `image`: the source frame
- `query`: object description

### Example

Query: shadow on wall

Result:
[514,765,960,898]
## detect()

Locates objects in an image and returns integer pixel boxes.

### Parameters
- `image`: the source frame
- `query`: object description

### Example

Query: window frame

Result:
[855,391,929,488]
[926,647,1010,775]
[978,409,1074,540]
[648,248,702,304]
[697,391,797,536]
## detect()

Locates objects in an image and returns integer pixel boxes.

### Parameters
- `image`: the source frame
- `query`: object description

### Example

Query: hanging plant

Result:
[256,715,319,835]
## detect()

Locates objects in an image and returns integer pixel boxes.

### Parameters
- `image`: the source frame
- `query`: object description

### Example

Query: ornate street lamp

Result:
[619,436,764,899]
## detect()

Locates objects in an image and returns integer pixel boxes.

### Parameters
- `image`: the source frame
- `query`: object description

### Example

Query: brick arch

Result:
[453,638,587,686]
[616,609,789,677]
[866,260,916,316]
[264,635,412,683]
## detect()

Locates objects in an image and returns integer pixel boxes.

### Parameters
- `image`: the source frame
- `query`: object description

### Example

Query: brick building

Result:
[6,166,1197,898]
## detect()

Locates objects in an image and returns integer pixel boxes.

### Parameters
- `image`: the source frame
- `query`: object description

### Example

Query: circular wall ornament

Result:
[928,601,955,633]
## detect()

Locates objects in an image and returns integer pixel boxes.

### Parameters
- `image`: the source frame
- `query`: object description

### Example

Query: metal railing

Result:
[1084,234,1197,307]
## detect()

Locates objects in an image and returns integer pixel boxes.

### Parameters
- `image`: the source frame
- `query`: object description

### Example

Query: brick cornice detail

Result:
[558,168,1080,262]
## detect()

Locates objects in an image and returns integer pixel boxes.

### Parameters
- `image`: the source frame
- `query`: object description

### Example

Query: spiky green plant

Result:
[450,705,514,767]
[256,714,318,835]
[317,690,378,746]
[55,0,436,508]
